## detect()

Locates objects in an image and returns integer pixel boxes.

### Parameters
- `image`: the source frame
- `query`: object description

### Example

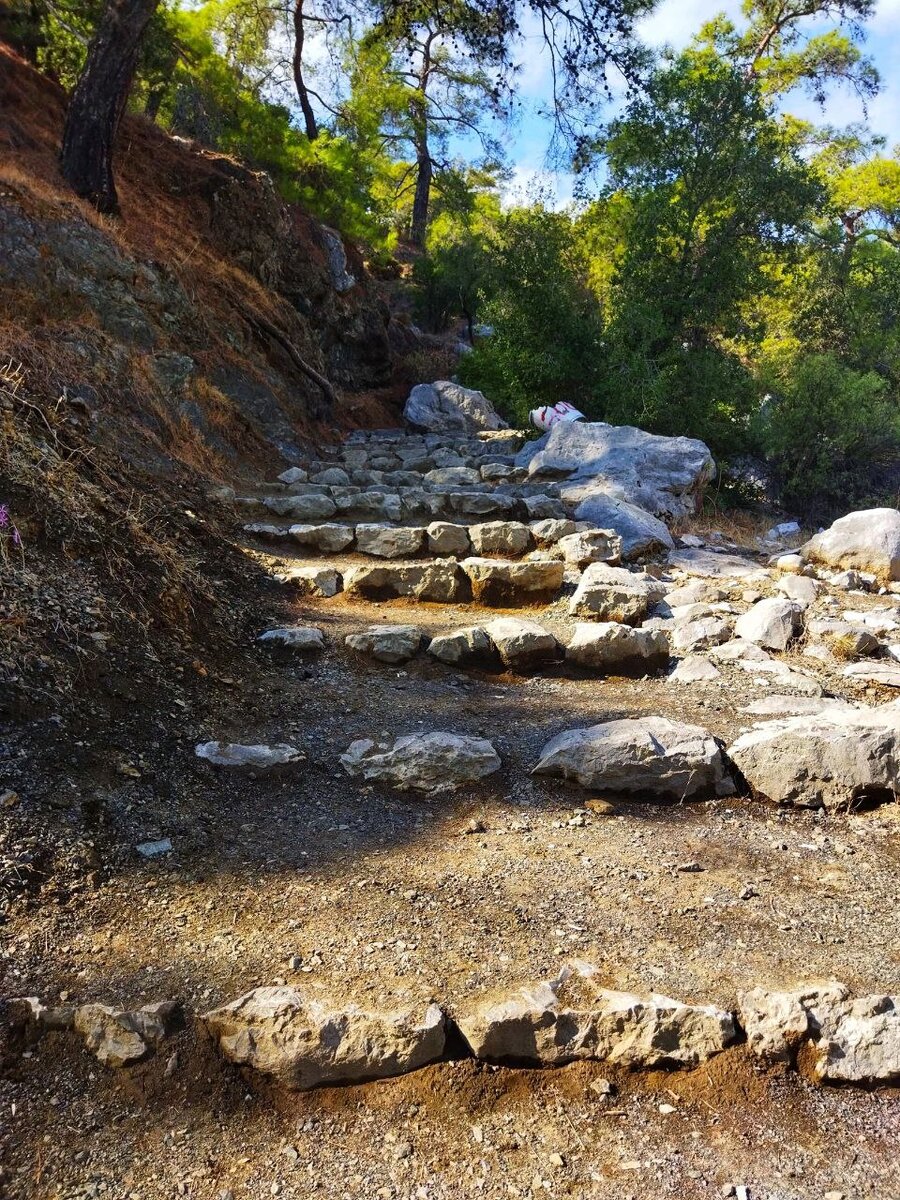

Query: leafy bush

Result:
[754,352,900,515]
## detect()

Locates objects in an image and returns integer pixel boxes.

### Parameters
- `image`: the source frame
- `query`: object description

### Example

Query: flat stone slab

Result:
[668,548,763,578]
[195,742,302,769]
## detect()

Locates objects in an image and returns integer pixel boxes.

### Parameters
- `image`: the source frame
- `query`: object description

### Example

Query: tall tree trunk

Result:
[293,0,319,141]
[59,0,160,214]
[410,144,432,248]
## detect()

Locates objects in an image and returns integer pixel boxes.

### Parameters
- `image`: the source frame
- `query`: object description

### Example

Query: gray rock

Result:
[427,626,493,667]
[533,716,731,799]
[670,656,721,683]
[566,622,669,674]
[671,616,734,652]
[424,466,481,487]
[288,524,355,553]
[343,561,464,603]
[426,521,471,556]
[530,518,577,546]
[278,467,308,485]
[468,521,532,557]
[340,731,501,791]
[263,494,338,521]
[776,575,820,608]
[734,598,802,651]
[258,626,326,651]
[728,706,900,808]
[458,961,736,1068]
[404,381,508,433]
[461,558,564,606]
[484,617,560,671]
[310,467,350,487]
[843,661,900,687]
[518,422,714,518]
[355,524,425,559]
[572,495,674,560]
[802,508,900,581]
[195,742,302,769]
[568,564,665,625]
[203,987,445,1090]
[558,529,622,568]
[345,624,424,664]
[278,566,342,597]
[668,548,763,578]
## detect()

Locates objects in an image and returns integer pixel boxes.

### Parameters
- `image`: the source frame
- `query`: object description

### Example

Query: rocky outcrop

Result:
[404,381,508,433]
[340,731,501,791]
[458,962,737,1069]
[202,987,445,1090]
[802,509,900,581]
[533,716,732,799]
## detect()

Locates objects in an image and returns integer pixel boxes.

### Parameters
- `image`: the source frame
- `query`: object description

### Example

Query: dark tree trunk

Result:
[59,0,160,214]
[293,0,319,141]
[410,142,432,248]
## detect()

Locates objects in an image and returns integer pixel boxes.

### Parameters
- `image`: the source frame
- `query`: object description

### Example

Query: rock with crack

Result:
[734,598,803,651]
[516,421,714,519]
[74,1001,181,1068]
[572,496,674,561]
[468,521,532,557]
[739,983,900,1084]
[458,961,736,1068]
[533,716,731,799]
[340,731,501,791]
[843,661,900,688]
[277,565,342,597]
[195,742,302,769]
[258,626,325,651]
[568,564,666,625]
[404,380,508,433]
[728,705,900,808]
[802,508,900,581]
[558,529,622,568]
[344,561,465,603]
[203,987,445,1090]
[566,622,669,675]
[485,617,560,671]
[427,626,494,667]
[354,523,424,559]
[461,558,564,606]
[345,624,424,664]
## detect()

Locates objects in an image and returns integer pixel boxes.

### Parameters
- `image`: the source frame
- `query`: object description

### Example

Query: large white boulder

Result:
[404,381,508,433]
[728,705,900,809]
[734,598,802,650]
[458,961,736,1068]
[802,508,900,580]
[516,421,714,518]
[340,731,501,791]
[533,716,731,799]
[202,987,445,1090]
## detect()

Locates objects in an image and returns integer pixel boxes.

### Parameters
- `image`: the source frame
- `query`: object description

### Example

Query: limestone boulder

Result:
[427,626,494,667]
[572,495,674,561]
[530,518,577,546]
[517,421,714,518]
[263,494,338,521]
[468,521,532,557]
[74,1001,181,1068]
[728,706,900,809]
[355,524,424,559]
[558,529,622,568]
[424,466,481,487]
[278,566,342,597]
[344,561,464,603]
[345,624,424,664]
[671,616,734,653]
[802,508,900,580]
[568,564,665,625]
[258,626,325,651]
[484,617,560,671]
[461,558,564,606]
[288,524,355,553]
[458,961,736,1069]
[426,521,471,556]
[404,380,508,433]
[202,987,445,1090]
[533,716,731,799]
[734,598,802,650]
[340,731,501,791]
[566,622,668,674]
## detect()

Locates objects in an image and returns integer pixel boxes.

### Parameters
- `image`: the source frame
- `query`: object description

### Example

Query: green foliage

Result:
[754,352,899,515]
[458,205,603,426]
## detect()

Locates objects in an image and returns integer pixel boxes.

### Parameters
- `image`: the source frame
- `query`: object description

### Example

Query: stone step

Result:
[244,519,621,565]
[240,487,566,524]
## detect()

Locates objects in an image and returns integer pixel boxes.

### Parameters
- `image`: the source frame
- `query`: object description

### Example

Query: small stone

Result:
[589,1077,614,1096]
[658,1103,677,1114]
[548,1152,566,1168]
[136,839,173,858]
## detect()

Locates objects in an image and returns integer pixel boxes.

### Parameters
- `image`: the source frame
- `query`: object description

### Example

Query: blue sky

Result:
[500,0,900,205]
